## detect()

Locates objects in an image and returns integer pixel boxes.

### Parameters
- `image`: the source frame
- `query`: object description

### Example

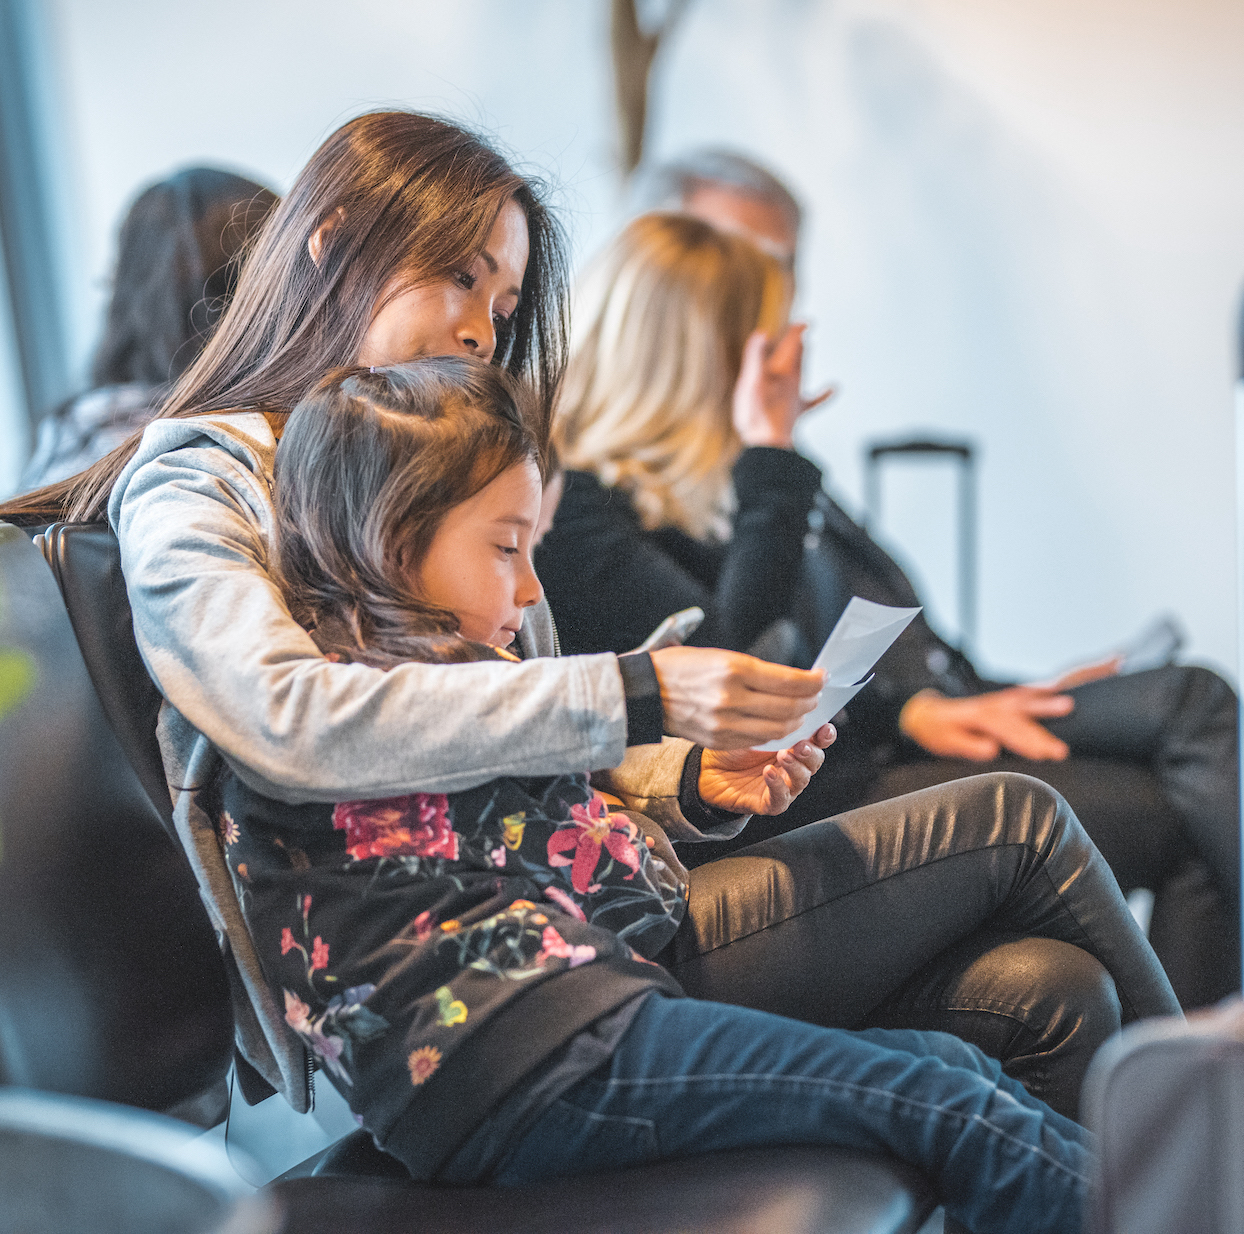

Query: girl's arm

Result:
[517,787,687,959]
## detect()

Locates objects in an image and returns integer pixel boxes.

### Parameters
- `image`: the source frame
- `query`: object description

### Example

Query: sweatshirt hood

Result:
[107,411,277,532]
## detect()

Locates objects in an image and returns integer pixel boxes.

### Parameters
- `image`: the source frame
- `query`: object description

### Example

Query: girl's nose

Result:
[518,560,543,609]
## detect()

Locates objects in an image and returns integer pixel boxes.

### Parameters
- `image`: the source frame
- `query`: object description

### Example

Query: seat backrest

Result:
[0,523,232,1121]
[35,522,173,833]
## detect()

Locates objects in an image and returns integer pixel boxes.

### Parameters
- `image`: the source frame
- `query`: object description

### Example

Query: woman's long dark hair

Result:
[273,357,539,667]
[92,167,278,388]
[4,111,568,524]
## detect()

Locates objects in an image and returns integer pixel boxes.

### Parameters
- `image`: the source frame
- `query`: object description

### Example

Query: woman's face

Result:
[357,199,530,368]
[411,457,545,648]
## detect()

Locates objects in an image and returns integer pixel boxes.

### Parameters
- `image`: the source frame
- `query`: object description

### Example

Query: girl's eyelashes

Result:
[455,270,476,291]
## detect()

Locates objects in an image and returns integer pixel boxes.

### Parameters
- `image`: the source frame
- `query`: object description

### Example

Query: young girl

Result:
[221,357,1090,1234]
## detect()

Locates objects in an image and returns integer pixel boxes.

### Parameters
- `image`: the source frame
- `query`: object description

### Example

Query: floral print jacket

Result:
[218,767,685,1174]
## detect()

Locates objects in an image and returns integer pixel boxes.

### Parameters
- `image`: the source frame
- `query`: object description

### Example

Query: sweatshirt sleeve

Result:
[703,447,823,652]
[112,441,630,802]
[536,454,821,657]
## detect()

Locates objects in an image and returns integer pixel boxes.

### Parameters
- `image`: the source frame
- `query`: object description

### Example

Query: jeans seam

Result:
[596,1072,1089,1183]
[557,1099,658,1137]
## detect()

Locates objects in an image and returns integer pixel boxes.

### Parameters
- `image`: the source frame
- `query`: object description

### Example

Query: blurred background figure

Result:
[633,148,800,269]
[546,151,1241,1009]
[16,167,276,491]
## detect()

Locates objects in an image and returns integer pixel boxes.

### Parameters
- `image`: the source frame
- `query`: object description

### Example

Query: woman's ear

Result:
[308,206,347,268]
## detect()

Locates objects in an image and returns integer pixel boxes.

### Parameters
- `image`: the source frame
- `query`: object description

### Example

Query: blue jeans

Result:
[453,994,1092,1234]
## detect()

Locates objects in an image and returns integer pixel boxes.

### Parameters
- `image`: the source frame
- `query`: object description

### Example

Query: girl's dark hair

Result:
[92,167,278,388]
[273,356,539,667]
[4,111,568,525]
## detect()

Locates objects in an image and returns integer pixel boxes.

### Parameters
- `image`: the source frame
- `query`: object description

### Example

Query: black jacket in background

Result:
[536,448,823,657]
[537,451,1011,788]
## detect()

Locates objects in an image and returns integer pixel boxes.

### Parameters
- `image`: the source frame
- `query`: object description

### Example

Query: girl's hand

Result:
[698,723,836,815]
[732,325,835,450]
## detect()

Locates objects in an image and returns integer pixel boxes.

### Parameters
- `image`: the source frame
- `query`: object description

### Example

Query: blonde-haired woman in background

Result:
[535,210,1181,1127]
[542,210,827,663]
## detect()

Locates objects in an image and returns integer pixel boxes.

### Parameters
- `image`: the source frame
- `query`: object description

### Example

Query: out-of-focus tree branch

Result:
[611,0,690,177]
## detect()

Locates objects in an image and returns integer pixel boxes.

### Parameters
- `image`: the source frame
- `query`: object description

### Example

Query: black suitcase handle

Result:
[863,436,977,655]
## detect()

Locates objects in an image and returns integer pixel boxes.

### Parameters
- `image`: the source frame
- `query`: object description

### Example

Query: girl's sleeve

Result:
[113,443,630,802]
[528,793,687,959]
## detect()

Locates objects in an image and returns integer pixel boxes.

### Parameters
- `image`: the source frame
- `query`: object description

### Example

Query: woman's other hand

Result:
[650,647,824,750]
[699,723,836,815]
[898,687,1075,762]
[732,324,834,449]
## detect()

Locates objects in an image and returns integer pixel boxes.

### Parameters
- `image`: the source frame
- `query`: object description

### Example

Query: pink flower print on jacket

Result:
[536,924,596,968]
[332,793,459,862]
[541,885,587,922]
[283,986,389,1086]
[310,936,330,971]
[547,794,642,895]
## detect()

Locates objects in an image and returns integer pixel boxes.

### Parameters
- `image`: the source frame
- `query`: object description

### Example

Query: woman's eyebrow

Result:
[494,514,534,528]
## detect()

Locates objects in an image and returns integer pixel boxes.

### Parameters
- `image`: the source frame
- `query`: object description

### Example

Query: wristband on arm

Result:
[617,651,665,747]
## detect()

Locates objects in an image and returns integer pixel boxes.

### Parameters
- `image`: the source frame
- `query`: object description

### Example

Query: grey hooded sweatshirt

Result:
[108,412,743,1111]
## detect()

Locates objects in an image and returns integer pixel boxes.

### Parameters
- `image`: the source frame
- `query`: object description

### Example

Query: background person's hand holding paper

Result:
[756,598,921,751]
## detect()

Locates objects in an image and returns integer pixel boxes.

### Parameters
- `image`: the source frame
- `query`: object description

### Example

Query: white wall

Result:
[20,0,1244,678]
[648,0,1244,678]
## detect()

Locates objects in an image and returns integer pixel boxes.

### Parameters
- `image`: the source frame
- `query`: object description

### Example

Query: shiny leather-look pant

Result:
[864,665,1241,1009]
[662,772,1181,1120]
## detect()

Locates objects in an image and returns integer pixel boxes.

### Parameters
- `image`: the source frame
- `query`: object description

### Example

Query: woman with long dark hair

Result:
[17,167,277,490]
[3,114,1177,1146]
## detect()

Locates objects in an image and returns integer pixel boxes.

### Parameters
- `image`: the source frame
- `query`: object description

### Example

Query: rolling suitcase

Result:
[863,436,977,656]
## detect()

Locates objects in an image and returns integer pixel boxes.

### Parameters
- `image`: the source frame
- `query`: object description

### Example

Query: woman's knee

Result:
[926,770,1089,856]
[1178,664,1240,732]
[869,932,1121,1119]
[957,935,1121,1119]
[996,936,1122,1044]
[880,932,1121,1046]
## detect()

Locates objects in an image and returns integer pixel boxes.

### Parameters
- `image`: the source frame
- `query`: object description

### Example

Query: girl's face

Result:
[412,457,544,648]
[357,199,529,368]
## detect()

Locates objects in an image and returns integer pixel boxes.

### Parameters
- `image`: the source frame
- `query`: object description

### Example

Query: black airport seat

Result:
[0,522,232,1125]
